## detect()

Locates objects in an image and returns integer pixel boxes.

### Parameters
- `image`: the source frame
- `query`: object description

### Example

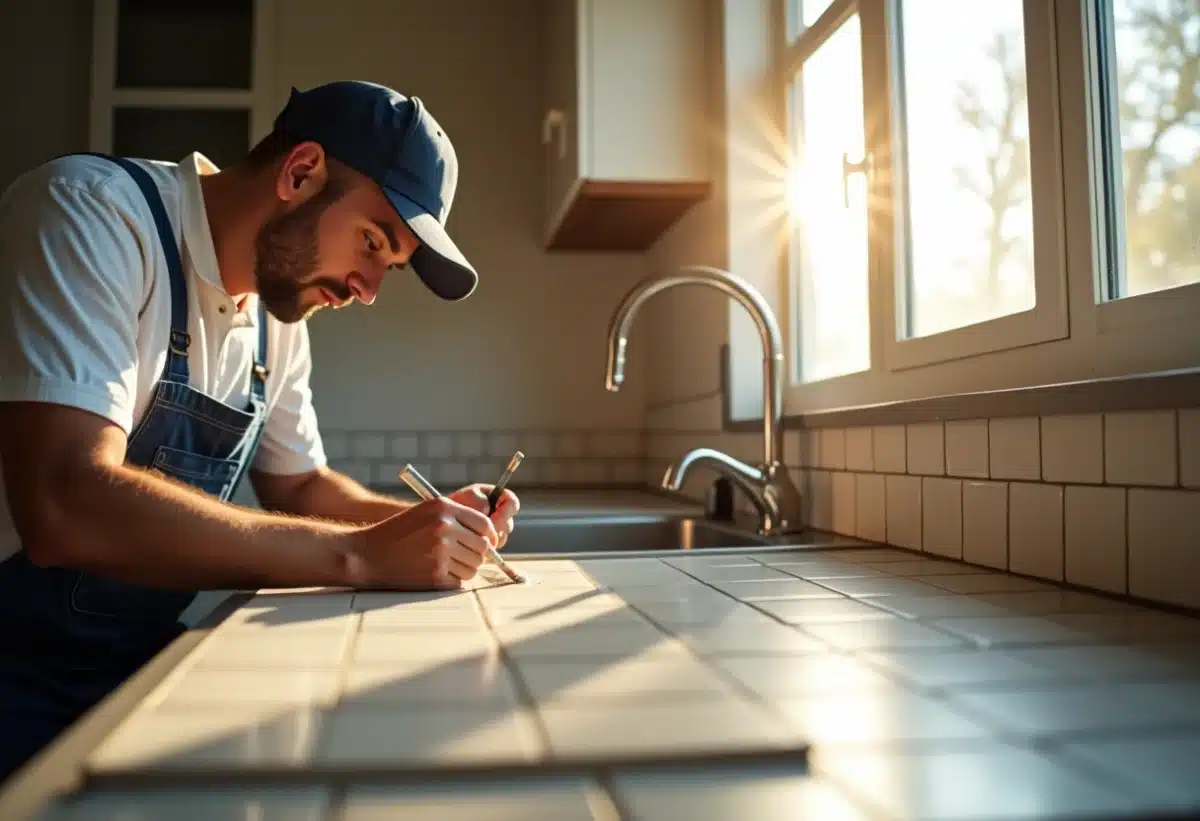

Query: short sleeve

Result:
[0,175,147,433]
[253,320,328,476]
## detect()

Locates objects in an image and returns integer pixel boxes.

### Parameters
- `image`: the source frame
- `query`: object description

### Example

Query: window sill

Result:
[719,343,1200,431]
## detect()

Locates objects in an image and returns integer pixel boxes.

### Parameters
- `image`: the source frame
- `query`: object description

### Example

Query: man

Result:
[0,80,519,781]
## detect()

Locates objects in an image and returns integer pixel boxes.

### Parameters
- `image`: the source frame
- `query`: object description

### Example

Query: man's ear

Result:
[276,141,327,202]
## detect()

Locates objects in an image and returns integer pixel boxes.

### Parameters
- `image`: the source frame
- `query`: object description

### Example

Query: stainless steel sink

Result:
[501,515,865,558]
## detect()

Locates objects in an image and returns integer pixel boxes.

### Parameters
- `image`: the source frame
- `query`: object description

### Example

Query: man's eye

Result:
[364,231,380,253]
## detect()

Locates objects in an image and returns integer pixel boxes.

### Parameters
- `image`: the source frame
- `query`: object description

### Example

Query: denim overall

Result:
[0,155,269,782]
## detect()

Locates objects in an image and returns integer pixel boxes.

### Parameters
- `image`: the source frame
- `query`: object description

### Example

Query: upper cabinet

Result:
[541,0,712,252]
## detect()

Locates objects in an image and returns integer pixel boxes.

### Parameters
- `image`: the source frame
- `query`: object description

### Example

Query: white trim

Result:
[88,0,118,153]
[249,0,282,144]
[111,89,255,109]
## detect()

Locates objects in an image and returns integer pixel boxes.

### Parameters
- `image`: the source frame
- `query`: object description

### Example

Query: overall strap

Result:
[83,154,192,384]
[252,301,269,401]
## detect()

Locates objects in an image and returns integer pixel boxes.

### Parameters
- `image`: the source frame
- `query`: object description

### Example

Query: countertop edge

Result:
[0,592,256,821]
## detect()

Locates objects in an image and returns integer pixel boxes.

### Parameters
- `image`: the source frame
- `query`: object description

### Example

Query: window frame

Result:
[766,0,1200,419]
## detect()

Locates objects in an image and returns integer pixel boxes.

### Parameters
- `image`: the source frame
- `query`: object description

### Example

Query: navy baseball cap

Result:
[272,80,477,301]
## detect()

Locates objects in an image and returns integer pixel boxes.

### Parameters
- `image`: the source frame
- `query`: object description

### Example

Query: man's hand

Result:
[349,496,498,590]
[446,483,521,550]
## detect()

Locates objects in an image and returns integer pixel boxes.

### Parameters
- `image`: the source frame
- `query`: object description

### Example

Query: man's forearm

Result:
[37,462,361,591]
[282,466,415,524]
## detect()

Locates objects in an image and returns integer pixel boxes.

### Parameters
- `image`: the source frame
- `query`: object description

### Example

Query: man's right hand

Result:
[346,497,499,590]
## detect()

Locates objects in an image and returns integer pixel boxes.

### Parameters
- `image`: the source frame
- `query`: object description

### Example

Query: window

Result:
[765,0,1198,416]
[1095,0,1200,302]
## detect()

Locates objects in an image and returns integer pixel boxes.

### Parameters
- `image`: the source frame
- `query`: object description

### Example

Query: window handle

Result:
[842,151,870,207]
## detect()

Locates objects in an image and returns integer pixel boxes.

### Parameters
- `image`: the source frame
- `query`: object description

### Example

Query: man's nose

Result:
[347,271,379,305]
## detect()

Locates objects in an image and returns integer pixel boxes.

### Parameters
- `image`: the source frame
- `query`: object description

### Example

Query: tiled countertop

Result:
[10,543,1200,819]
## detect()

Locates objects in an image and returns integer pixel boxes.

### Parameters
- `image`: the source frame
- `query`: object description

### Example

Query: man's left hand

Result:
[445,483,520,550]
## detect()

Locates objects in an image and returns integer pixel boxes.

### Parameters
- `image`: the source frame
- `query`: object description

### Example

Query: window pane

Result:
[788,15,870,382]
[897,0,1035,339]
[1105,0,1200,299]
[116,0,253,89]
[786,0,838,42]
[113,107,249,168]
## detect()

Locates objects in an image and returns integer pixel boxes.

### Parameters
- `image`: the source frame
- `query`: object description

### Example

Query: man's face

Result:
[254,164,421,323]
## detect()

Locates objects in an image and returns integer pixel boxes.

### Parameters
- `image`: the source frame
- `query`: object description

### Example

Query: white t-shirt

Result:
[0,151,328,562]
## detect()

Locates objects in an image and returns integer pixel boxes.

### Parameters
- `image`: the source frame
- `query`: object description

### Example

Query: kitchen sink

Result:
[501,515,862,557]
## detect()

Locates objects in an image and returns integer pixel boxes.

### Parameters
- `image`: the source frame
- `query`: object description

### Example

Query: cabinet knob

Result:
[542,108,567,160]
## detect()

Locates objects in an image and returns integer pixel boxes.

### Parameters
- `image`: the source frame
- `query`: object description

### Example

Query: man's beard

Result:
[253,180,352,323]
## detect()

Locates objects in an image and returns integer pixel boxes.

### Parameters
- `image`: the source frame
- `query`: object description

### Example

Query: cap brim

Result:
[384,188,478,301]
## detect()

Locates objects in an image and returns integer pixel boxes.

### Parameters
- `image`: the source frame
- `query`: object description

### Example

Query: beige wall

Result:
[0,0,93,193]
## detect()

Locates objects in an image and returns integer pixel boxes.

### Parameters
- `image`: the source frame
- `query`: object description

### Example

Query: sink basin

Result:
[502,515,766,556]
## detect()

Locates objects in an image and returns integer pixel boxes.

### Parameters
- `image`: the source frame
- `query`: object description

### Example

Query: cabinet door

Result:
[542,0,582,240]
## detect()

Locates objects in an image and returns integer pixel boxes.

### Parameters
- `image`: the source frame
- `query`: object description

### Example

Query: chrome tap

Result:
[604,265,802,535]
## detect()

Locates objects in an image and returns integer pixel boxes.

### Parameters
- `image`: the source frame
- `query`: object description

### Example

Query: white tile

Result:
[318,704,545,766]
[945,681,1200,739]
[906,422,945,475]
[35,787,330,821]
[831,472,856,535]
[750,597,896,625]
[931,615,1093,647]
[885,475,922,549]
[424,433,454,459]
[1064,485,1127,594]
[807,469,833,531]
[844,427,873,471]
[774,690,997,745]
[922,572,1056,595]
[341,776,605,821]
[1059,734,1200,809]
[1008,482,1065,581]
[88,706,323,772]
[989,417,1041,480]
[513,651,737,704]
[872,425,907,473]
[189,632,352,670]
[1105,409,1177,486]
[1179,408,1200,489]
[863,648,1060,690]
[944,419,989,478]
[962,481,1008,569]
[611,763,872,821]
[148,669,340,709]
[813,743,1144,821]
[921,478,963,559]
[341,660,521,707]
[783,429,805,467]
[674,622,826,655]
[1129,488,1200,609]
[710,654,900,698]
[816,428,846,470]
[352,631,499,666]
[537,700,799,759]
[854,473,887,542]
[1041,413,1104,484]
[801,619,970,652]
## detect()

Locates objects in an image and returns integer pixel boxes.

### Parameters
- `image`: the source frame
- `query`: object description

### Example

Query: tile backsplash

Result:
[646,401,1200,612]
[329,428,648,489]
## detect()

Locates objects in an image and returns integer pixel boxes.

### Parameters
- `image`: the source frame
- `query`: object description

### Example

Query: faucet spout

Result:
[604,265,800,535]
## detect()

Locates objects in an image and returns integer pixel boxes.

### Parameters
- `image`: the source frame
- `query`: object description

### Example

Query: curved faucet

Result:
[604,265,802,535]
